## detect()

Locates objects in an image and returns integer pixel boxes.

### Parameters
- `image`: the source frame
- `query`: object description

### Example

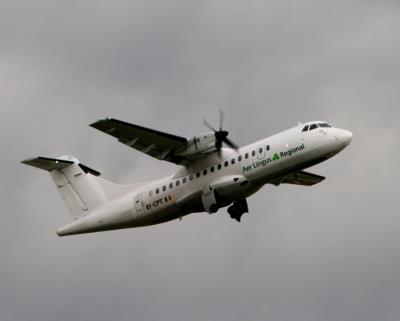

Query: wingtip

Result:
[89,117,113,128]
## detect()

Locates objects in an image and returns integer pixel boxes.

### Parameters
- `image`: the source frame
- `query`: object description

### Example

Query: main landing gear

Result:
[227,199,248,222]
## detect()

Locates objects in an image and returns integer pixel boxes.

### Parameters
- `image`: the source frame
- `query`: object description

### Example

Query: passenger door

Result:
[134,194,144,215]
[257,144,265,160]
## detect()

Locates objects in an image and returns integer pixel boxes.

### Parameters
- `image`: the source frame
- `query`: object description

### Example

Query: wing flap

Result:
[90,118,188,164]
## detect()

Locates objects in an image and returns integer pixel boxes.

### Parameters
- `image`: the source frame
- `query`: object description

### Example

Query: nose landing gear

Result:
[227,199,248,222]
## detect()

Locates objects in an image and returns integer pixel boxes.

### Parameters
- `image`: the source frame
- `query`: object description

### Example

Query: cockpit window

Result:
[309,124,318,130]
[302,125,309,132]
[318,123,331,128]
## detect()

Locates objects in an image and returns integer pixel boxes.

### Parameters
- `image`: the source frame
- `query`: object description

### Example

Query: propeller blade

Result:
[215,140,223,159]
[203,119,217,132]
[219,109,224,131]
[223,137,239,150]
[203,110,238,156]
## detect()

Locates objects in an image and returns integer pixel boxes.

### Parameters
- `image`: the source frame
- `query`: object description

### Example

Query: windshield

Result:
[318,123,331,128]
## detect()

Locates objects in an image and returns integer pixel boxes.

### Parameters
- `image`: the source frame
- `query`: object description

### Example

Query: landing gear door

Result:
[134,194,144,215]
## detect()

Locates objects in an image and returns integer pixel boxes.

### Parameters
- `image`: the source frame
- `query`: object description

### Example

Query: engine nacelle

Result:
[175,132,217,160]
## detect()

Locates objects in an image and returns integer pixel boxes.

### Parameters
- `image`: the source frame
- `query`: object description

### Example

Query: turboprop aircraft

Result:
[22,114,352,236]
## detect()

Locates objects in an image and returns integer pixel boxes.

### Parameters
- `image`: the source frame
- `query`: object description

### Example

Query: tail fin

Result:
[22,155,131,220]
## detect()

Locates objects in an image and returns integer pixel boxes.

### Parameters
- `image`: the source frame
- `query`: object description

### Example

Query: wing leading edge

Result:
[90,118,188,165]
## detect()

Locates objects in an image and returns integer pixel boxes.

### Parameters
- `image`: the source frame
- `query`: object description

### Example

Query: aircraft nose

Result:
[342,130,353,146]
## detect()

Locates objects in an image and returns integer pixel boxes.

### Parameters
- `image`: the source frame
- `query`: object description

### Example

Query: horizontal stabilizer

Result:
[78,163,101,176]
[22,156,101,176]
[22,157,74,172]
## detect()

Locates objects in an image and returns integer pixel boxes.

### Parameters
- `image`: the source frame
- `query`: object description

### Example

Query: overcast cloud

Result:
[1,1,399,320]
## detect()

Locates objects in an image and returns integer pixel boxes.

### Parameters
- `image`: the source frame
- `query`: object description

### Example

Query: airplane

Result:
[22,114,352,236]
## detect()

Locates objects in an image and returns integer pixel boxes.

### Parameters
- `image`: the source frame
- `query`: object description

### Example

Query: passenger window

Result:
[211,167,215,173]
[169,183,173,189]
[238,155,242,162]
[156,188,159,194]
[162,186,166,192]
[224,161,229,167]
[259,147,263,154]
[196,172,200,178]
[252,151,256,156]
[245,153,249,159]
[217,164,222,170]
[266,145,270,151]
[302,125,309,132]
[189,175,193,181]
[309,124,318,130]
[176,180,180,186]
[231,158,235,165]
[203,169,207,175]
[183,177,187,184]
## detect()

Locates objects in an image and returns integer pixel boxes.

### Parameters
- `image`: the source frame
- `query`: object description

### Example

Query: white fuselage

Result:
[57,122,352,236]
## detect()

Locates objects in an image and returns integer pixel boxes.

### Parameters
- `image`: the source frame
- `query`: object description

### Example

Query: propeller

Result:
[203,110,239,158]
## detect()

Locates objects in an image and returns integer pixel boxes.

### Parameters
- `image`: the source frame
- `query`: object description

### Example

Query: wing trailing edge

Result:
[90,118,188,165]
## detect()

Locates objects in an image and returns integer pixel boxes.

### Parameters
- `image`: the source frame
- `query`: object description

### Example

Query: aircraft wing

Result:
[90,118,188,165]
[272,170,325,186]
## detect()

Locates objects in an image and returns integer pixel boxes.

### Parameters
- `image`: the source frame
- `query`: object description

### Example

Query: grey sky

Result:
[1,1,399,320]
